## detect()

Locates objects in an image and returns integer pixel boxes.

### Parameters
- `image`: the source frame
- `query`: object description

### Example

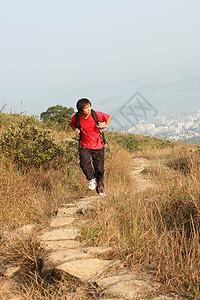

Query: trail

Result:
[131,157,154,192]
[1,159,178,299]
[39,194,176,299]
[37,158,176,299]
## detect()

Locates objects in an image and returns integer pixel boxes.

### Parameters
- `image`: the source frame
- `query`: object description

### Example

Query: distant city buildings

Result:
[126,110,200,142]
[156,116,165,126]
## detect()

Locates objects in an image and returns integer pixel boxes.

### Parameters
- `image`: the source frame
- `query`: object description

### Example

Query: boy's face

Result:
[81,104,91,116]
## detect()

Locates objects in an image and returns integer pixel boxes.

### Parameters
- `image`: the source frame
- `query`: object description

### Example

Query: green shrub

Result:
[0,116,76,169]
[106,133,139,151]
[106,131,173,152]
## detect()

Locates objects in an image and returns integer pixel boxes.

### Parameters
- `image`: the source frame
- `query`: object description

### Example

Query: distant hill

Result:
[178,136,200,144]
[97,72,200,131]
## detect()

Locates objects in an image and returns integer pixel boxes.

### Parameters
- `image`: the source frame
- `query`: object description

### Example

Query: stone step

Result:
[57,258,118,282]
[43,246,116,266]
[61,200,92,209]
[50,217,75,227]
[58,197,100,215]
[75,200,93,208]
[97,274,160,299]
[40,228,80,241]
[39,196,176,300]
[44,249,91,267]
[41,240,81,252]
[81,246,116,257]
[56,207,79,217]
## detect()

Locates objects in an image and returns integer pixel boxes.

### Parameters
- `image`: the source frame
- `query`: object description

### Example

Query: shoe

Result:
[99,192,106,197]
[96,182,105,196]
[88,178,96,190]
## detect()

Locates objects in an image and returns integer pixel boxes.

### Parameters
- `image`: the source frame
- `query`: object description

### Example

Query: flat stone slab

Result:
[41,240,81,252]
[62,203,78,208]
[97,274,159,299]
[40,228,79,241]
[44,246,116,266]
[56,207,78,217]
[60,196,99,210]
[76,196,100,206]
[45,249,91,265]
[76,200,92,208]
[83,246,116,256]
[56,199,95,217]
[50,217,75,227]
[57,258,118,282]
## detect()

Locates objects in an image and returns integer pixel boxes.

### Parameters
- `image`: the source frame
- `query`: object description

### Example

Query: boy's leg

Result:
[91,148,105,194]
[79,148,95,180]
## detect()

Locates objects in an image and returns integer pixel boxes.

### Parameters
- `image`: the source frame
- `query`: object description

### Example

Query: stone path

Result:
[131,157,154,191]
[40,193,177,299]
[40,196,118,280]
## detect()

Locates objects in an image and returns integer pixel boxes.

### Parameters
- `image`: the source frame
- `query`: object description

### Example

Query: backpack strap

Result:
[75,112,82,151]
[91,109,99,125]
[91,109,107,146]
[75,112,81,130]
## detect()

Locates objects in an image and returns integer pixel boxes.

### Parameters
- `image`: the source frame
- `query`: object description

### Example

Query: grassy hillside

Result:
[0,112,199,299]
[105,131,173,152]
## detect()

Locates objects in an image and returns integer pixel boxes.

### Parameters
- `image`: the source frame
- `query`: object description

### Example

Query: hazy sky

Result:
[0,0,200,115]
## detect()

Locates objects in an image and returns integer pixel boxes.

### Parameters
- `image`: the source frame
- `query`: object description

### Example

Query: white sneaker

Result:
[88,178,96,190]
[99,192,106,197]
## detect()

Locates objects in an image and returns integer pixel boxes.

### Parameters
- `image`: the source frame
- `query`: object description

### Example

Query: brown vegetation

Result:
[0,112,199,299]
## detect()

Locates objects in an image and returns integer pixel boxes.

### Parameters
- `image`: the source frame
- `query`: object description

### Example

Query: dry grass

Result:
[0,278,22,299]
[82,143,200,299]
[0,234,102,299]
[0,154,87,232]
[0,113,101,298]
[0,113,200,298]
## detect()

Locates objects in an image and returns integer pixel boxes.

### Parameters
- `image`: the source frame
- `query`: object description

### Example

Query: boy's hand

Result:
[97,123,107,130]
[75,128,80,135]
[97,117,111,130]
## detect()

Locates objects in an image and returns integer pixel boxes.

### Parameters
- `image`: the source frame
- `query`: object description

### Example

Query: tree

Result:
[40,105,75,127]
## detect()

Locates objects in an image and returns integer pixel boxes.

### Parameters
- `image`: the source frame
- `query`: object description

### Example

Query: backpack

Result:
[75,109,107,151]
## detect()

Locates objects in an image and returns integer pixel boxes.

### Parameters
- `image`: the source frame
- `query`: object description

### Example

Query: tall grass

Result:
[82,142,200,299]
[0,152,87,232]
[0,113,94,298]
[0,113,199,298]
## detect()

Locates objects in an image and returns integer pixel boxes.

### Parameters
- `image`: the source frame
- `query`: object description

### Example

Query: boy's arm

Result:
[69,116,80,135]
[70,125,80,135]
[97,116,111,130]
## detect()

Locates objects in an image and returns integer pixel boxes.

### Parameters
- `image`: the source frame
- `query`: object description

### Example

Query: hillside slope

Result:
[0,113,199,299]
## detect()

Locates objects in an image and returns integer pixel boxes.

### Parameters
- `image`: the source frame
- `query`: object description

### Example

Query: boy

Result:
[69,98,111,196]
